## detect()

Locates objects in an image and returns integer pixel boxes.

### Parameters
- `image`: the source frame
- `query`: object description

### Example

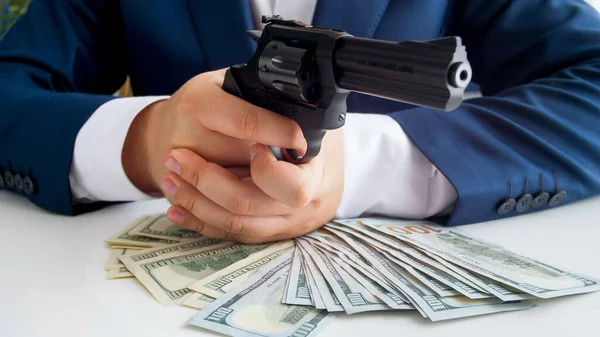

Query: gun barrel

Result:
[333,36,472,111]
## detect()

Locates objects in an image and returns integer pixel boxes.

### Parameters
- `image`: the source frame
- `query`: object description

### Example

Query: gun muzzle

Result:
[334,36,472,111]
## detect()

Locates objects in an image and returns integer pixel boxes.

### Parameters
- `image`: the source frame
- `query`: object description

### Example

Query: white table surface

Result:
[1,190,599,337]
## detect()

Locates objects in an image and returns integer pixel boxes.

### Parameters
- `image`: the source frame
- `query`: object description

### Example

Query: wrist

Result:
[122,99,166,194]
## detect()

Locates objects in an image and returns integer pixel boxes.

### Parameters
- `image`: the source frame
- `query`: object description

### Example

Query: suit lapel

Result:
[187,0,255,69]
[312,0,391,38]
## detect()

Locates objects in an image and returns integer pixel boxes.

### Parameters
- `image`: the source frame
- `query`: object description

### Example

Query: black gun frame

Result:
[223,17,350,164]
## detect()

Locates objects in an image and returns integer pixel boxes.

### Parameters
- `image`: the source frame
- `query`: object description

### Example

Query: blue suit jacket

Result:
[1,0,600,225]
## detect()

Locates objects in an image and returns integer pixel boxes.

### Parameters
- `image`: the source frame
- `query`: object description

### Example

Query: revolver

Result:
[223,15,472,163]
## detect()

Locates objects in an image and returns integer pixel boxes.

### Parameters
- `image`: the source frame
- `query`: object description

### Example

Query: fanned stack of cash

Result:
[105,213,600,337]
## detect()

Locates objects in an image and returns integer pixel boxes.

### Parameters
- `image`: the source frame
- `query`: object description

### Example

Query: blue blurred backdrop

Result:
[0,0,30,39]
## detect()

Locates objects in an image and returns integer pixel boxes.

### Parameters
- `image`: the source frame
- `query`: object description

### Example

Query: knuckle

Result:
[291,184,311,208]
[310,197,323,210]
[173,185,196,213]
[223,231,237,242]
[224,214,245,234]
[235,110,259,139]
[226,195,251,215]
[193,220,206,233]
[182,196,196,214]
[193,162,215,191]
[175,89,194,118]
[186,164,202,190]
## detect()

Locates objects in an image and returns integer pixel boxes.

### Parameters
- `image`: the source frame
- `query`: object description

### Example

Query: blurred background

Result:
[0,0,598,96]
[0,0,28,39]
[1,0,599,38]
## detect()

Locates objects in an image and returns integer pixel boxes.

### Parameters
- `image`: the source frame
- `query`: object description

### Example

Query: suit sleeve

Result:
[390,0,600,225]
[0,0,126,214]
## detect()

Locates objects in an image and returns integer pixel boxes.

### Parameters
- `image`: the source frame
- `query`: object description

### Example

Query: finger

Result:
[166,205,235,241]
[167,205,281,244]
[188,130,253,167]
[160,172,291,238]
[204,68,227,86]
[250,143,323,208]
[166,149,292,216]
[226,166,251,179]
[188,84,307,152]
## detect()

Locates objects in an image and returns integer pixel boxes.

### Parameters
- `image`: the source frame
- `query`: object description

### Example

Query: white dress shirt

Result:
[69,0,458,219]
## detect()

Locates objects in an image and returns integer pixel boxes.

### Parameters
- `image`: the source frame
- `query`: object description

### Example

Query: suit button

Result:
[516,194,533,212]
[14,174,23,192]
[23,176,35,196]
[549,190,567,207]
[497,198,516,215]
[0,173,4,188]
[4,171,14,189]
[532,192,550,208]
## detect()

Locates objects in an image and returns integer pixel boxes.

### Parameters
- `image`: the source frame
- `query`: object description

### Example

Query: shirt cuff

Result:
[334,113,458,219]
[69,96,169,203]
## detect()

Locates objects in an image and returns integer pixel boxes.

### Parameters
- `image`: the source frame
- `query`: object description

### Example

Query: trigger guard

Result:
[267,147,311,164]
[267,130,326,164]
[267,147,306,163]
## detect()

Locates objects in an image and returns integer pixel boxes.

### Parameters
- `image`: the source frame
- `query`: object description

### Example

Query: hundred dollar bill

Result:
[327,254,413,311]
[179,292,215,310]
[330,220,491,296]
[306,237,412,306]
[105,248,127,270]
[304,231,395,288]
[281,279,289,303]
[297,242,344,312]
[105,215,178,248]
[325,227,428,318]
[304,231,410,303]
[281,250,293,302]
[283,245,313,306]
[188,252,336,337]
[377,248,460,298]
[328,222,490,299]
[327,227,535,321]
[332,220,531,301]
[122,237,227,263]
[394,263,536,321]
[120,241,273,306]
[298,239,394,314]
[327,223,457,296]
[414,245,534,301]
[190,241,294,298]
[107,267,133,279]
[108,245,144,250]
[129,213,203,241]
[297,244,327,310]
[359,218,600,299]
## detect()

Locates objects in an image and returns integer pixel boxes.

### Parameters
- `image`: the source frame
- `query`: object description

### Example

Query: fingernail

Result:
[168,209,184,224]
[250,145,258,161]
[160,178,178,197]
[165,158,181,174]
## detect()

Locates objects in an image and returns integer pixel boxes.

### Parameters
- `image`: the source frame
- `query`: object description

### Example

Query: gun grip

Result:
[223,68,244,98]
[223,67,325,164]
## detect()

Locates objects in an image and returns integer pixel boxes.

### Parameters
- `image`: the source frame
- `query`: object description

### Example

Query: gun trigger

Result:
[246,30,262,41]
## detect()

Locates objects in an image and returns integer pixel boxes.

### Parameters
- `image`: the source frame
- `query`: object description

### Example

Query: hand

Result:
[122,69,307,194]
[159,129,345,243]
